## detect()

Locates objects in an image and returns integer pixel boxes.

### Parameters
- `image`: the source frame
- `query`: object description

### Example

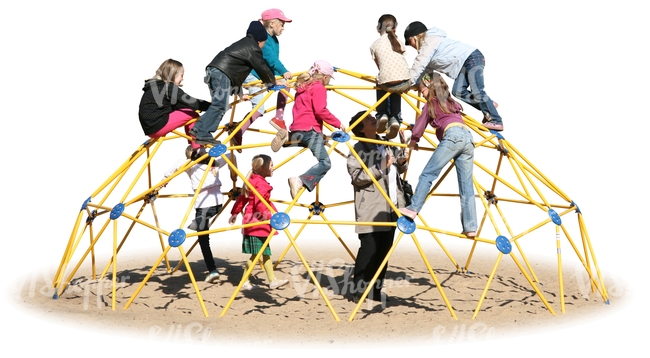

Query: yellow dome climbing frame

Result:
[52,66,609,322]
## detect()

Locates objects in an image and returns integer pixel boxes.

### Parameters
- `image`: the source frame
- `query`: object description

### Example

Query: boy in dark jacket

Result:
[189,21,278,146]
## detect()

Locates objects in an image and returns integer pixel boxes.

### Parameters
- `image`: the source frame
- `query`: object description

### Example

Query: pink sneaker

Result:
[399,207,417,220]
[461,231,477,238]
[483,121,504,131]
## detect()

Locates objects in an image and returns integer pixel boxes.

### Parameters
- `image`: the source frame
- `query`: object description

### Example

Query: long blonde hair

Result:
[377,14,404,54]
[294,71,328,91]
[425,72,462,119]
[413,32,427,51]
[153,58,183,85]
[242,154,272,197]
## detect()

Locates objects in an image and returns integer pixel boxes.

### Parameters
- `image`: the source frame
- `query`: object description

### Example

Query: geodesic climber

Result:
[53,64,609,323]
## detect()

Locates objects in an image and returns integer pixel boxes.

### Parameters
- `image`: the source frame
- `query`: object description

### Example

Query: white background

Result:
[1,0,647,355]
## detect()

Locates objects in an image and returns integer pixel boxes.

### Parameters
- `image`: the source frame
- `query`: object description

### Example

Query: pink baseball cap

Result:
[310,60,335,78]
[261,8,292,22]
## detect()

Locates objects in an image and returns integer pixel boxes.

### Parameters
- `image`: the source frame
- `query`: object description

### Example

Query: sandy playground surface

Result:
[10,236,624,352]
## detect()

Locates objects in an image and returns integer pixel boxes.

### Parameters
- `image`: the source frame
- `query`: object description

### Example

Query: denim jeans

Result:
[288,129,331,191]
[193,67,231,138]
[452,49,502,124]
[407,126,477,232]
[244,73,265,115]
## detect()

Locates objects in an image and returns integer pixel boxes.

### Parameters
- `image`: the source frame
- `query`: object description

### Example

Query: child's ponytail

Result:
[242,154,272,197]
[377,14,404,54]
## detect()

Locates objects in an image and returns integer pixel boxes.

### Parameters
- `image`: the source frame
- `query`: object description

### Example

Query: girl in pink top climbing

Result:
[270,60,346,199]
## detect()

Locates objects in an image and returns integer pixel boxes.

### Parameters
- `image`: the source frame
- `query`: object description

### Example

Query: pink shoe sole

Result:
[399,207,417,220]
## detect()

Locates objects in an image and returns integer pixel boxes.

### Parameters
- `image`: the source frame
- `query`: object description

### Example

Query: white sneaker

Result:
[241,281,258,291]
[204,270,220,283]
[376,114,389,133]
[386,119,400,139]
[269,278,289,289]
[288,177,303,199]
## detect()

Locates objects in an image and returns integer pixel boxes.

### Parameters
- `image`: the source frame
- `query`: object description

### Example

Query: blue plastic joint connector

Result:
[270,212,291,230]
[168,229,186,247]
[110,203,125,220]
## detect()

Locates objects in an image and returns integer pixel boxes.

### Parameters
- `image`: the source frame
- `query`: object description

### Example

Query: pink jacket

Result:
[230,173,278,237]
[289,81,341,133]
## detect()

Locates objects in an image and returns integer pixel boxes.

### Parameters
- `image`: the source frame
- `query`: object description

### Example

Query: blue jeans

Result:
[452,49,502,124]
[244,73,265,115]
[407,126,477,233]
[193,67,231,138]
[288,130,331,191]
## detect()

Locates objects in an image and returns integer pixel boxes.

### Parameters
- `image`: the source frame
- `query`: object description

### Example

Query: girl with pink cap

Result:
[233,8,294,150]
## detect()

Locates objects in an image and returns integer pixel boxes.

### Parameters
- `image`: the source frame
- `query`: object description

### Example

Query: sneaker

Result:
[187,220,198,231]
[241,281,258,291]
[269,278,289,289]
[288,177,303,199]
[386,119,400,140]
[376,114,389,133]
[269,117,287,131]
[399,207,417,220]
[204,270,220,283]
[483,121,504,131]
[461,231,477,238]
[271,128,288,152]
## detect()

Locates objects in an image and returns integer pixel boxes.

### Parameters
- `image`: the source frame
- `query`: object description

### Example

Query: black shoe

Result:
[194,137,221,146]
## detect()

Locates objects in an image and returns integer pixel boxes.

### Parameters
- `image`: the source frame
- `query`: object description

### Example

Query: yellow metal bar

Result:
[111,219,117,310]
[319,212,355,260]
[53,210,84,288]
[556,224,565,313]
[509,254,556,316]
[124,245,171,310]
[472,253,503,319]
[220,230,276,316]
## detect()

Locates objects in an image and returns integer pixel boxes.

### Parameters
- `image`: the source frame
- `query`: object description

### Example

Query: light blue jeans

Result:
[244,73,265,115]
[288,129,331,191]
[407,126,477,232]
[192,67,231,138]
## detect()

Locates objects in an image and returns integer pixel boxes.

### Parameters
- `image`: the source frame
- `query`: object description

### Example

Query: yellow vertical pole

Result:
[556,224,565,313]
[112,219,118,311]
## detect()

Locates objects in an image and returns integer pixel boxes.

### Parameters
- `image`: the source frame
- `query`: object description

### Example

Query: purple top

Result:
[411,99,464,143]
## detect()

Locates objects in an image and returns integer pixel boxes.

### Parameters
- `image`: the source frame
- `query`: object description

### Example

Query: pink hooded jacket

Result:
[289,81,341,133]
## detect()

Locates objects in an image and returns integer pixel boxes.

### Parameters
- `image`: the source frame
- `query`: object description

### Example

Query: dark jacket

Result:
[138,79,210,135]
[207,34,276,95]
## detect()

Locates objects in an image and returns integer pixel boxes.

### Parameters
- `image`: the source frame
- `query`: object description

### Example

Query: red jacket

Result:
[289,81,341,133]
[230,173,278,237]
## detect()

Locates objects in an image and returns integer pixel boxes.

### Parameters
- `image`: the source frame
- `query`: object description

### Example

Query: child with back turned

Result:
[370,14,411,140]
